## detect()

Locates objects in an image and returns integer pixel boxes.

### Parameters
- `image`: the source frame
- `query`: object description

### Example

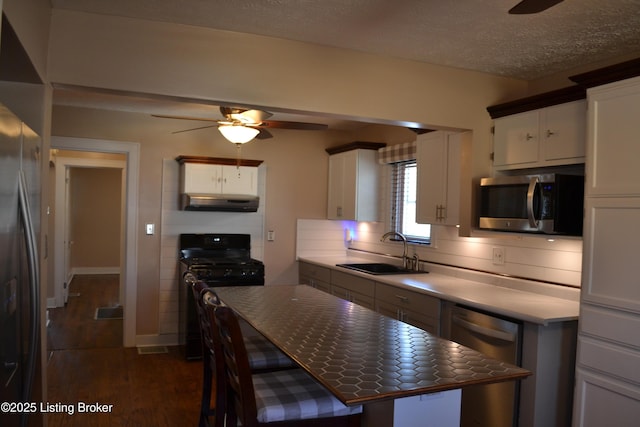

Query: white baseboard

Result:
[136,334,179,348]
[71,267,120,275]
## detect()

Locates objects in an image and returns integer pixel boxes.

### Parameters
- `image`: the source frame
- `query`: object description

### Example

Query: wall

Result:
[47,9,532,236]
[68,167,121,271]
[51,105,354,337]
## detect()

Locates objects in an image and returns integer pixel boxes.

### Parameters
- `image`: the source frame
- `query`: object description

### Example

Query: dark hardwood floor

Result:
[46,274,203,427]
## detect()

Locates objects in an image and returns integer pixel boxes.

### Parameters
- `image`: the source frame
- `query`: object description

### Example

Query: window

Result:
[390,160,431,244]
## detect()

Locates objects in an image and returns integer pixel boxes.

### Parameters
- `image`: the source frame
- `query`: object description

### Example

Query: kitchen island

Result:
[214,285,530,427]
[298,254,579,427]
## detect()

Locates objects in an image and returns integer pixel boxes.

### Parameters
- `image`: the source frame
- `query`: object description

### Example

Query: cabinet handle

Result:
[546,129,555,138]
[525,133,535,140]
[395,294,409,302]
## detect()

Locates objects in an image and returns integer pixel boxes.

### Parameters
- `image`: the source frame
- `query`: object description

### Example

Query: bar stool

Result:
[212,303,363,427]
[191,281,295,427]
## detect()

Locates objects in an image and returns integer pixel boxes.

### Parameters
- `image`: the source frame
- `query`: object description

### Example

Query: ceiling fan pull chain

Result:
[236,143,242,171]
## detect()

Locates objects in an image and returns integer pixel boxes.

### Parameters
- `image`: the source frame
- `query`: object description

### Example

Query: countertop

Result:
[298,255,580,325]
[214,285,531,405]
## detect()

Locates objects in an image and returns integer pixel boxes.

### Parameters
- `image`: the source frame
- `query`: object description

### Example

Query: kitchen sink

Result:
[336,263,427,275]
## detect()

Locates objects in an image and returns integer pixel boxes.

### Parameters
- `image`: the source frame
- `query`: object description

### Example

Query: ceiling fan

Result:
[153,107,328,144]
[509,0,563,14]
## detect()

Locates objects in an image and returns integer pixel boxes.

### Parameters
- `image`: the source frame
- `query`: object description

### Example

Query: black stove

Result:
[179,233,264,359]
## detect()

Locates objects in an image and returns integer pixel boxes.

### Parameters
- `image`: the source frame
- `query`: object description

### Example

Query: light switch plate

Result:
[146,223,155,235]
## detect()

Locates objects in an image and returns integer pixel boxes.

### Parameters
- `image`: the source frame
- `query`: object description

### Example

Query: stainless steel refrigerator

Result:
[0,103,43,427]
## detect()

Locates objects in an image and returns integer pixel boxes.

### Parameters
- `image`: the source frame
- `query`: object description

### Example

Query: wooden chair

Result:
[191,281,295,427]
[212,304,363,427]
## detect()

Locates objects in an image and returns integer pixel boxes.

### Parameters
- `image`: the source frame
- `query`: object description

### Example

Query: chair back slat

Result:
[191,279,225,427]
[214,306,259,427]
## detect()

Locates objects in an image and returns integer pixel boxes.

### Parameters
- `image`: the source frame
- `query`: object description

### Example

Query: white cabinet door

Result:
[327,150,350,219]
[586,78,640,197]
[493,100,585,170]
[181,163,258,196]
[327,149,378,221]
[182,162,222,194]
[493,110,540,168]
[416,131,461,226]
[581,197,640,311]
[543,100,586,162]
[221,166,258,196]
[574,368,640,427]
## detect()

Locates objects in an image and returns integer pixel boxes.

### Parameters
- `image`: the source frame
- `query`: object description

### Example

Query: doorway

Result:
[50,136,139,347]
[54,156,125,306]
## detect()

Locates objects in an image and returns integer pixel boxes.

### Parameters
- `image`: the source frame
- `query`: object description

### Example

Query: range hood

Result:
[181,193,259,212]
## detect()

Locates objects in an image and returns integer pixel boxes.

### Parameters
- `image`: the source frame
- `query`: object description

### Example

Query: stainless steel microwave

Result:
[479,173,584,235]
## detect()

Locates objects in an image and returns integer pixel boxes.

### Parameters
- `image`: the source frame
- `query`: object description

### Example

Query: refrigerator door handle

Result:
[18,171,40,405]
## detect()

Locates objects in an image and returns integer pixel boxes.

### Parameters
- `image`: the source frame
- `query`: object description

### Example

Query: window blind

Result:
[390,160,415,231]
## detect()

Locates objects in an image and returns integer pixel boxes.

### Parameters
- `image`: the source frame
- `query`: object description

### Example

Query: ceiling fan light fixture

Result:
[218,125,260,144]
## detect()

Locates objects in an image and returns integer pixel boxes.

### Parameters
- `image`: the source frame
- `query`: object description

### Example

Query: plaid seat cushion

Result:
[239,319,295,371]
[252,369,363,423]
[245,335,296,370]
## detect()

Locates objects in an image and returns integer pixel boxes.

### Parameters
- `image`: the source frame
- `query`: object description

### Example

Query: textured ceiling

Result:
[51,0,640,80]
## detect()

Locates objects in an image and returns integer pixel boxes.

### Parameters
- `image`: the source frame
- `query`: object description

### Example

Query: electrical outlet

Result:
[492,247,505,265]
[267,230,275,241]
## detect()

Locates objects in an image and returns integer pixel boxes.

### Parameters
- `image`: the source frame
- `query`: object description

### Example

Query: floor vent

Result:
[95,306,123,320]
[137,346,169,355]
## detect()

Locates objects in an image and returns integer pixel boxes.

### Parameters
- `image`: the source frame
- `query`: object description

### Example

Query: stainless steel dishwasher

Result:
[450,305,522,427]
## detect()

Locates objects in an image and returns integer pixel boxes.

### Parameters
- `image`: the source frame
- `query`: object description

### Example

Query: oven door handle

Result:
[526,176,539,229]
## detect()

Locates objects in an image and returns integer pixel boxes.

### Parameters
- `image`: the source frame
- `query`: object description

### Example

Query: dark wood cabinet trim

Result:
[325,141,386,155]
[486,86,586,119]
[487,57,640,119]
[569,57,640,88]
[175,155,263,167]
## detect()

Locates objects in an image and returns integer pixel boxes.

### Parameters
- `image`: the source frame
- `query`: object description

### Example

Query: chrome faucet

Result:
[380,231,409,269]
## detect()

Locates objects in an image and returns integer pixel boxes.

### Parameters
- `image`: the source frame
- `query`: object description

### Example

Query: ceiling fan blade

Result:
[408,127,433,135]
[171,124,217,134]
[152,113,218,123]
[219,107,273,123]
[255,129,273,140]
[256,120,328,131]
[509,0,563,14]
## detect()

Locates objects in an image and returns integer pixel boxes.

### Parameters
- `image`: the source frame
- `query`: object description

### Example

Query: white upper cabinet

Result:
[327,148,380,221]
[181,162,258,196]
[416,131,464,226]
[493,100,586,170]
[585,77,640,197]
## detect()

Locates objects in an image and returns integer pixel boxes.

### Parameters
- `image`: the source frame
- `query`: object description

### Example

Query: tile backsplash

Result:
[296,218,583,289]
